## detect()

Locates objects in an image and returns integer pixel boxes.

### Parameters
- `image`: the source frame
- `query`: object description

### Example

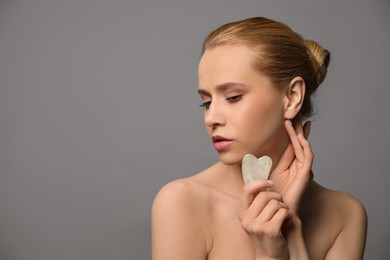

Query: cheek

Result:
[254,108,283,136]
[240,99,284,147]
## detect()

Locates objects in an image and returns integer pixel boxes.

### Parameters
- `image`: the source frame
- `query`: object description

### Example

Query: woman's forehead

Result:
[198,45,266,88]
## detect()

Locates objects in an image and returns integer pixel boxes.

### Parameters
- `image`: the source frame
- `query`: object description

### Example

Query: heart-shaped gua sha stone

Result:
[242,154,272,184]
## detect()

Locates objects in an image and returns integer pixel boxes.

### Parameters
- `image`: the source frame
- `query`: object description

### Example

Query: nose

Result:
[204,101,225,129]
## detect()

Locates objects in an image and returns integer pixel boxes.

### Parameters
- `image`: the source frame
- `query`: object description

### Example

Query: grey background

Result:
[0,0,388,259]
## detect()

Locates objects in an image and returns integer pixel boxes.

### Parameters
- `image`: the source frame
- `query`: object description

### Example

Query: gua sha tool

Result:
[242,154,273,184]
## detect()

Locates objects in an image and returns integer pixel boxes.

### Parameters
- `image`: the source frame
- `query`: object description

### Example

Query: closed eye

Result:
[199,101,211,109]
[226,95,242,103]
[199,95,242,109]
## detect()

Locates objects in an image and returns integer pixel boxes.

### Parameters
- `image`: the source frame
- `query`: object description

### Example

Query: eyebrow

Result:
[198,82,248,96]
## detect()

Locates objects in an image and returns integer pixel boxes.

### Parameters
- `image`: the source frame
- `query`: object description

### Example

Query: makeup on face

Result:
[212,135,234,152]
[198,45,286,164]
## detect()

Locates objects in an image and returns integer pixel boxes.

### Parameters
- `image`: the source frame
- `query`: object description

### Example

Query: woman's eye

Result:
[226,95,242,103]
[199,101,211,109]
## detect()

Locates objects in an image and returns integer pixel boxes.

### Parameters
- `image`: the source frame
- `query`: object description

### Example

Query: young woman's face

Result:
[198,45,287,165]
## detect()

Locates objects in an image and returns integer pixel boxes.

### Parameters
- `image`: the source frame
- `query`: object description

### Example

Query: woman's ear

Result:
[283,76,305,119]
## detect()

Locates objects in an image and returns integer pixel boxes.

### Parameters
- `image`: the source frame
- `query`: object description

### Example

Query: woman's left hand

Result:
[269,116,313,214]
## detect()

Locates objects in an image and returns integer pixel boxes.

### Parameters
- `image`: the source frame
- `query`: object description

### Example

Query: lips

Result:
[212,135,233,151]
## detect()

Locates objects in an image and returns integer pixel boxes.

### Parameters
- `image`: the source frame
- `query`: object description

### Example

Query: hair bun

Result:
[304,40,330,85]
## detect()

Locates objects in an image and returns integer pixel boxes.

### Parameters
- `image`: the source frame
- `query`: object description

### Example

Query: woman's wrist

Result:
[290,214,302,229]
[285,215,309,260]
[256,256,288,260]
[255,247,289,260]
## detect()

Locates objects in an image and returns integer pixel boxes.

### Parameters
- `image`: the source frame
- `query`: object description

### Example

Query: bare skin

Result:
[152,169,367,259]
[152,45,367,260]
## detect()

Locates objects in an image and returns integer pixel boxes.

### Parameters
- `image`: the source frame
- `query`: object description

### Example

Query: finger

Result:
[268,208,293,231]
[303,121,311,139]
[293,114,304,136]
[298,134,314,173]
[239,180,274,215]
[256,199,290,223]
[285,120,304,161]
[244,192,284,220]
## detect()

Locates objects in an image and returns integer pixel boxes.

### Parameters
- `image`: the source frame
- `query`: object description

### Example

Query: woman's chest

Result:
[204,192,337,260]
[205,194,256,260]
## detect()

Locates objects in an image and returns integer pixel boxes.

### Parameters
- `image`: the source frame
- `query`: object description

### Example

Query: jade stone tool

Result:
[242,154,272,184]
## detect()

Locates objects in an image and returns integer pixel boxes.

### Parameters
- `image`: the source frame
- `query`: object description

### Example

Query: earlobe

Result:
[283,76,305,119]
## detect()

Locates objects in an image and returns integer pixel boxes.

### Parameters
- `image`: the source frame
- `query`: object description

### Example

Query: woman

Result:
[152,17,367,260]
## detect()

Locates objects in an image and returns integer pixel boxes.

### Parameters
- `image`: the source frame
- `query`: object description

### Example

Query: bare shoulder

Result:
[152,162,223,214]
[305,182,367,259]
[152,177,211,213]
[312,182,367,223]
[152,177,213,259]
[152,177,212,231]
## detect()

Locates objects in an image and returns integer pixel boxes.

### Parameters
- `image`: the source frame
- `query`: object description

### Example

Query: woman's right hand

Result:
[238,179,292,260]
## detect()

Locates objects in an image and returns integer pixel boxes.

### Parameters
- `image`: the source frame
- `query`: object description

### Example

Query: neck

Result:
[265,128,291,173]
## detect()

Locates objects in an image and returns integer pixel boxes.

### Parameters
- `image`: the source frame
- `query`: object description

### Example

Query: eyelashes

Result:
[199,95,242,109]
[226,95,242,103]
[199,101,211,109]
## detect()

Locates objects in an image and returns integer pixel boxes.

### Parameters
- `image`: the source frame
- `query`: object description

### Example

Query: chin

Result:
[217,150,247,166]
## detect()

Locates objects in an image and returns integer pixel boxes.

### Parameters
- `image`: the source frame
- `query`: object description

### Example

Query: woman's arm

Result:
[284,216,310,260]
[152,180,209,260]
[273,119,367,259]
[239,180,292,260]
[268,118,313,259]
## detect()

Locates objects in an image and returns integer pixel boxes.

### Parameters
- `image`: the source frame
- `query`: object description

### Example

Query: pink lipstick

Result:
[212,135,233,151]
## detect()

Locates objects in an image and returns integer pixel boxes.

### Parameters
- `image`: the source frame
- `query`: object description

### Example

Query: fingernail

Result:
[267,180,274,186]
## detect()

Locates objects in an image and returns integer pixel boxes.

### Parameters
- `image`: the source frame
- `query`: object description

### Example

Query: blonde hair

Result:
[203,17,330,118]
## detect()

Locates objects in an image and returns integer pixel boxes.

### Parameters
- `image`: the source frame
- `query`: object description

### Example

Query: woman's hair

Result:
[202,17,330,118]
